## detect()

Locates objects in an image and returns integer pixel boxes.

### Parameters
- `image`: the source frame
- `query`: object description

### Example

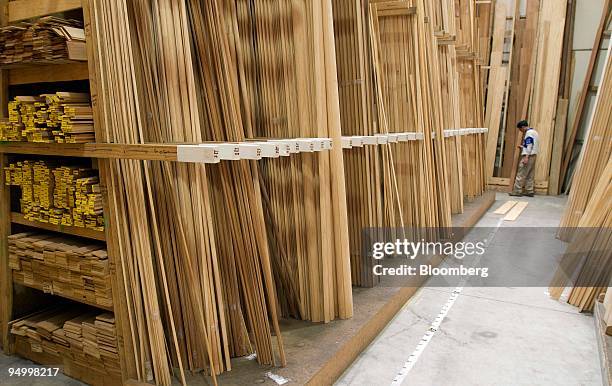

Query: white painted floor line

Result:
[390,219,504,386]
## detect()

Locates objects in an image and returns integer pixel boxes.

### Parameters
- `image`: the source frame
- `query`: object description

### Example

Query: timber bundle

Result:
[0,17,86,65]
[8,232,110,309]
[10,307,120,378]
[4,160,103,230]
[0,92,94,143]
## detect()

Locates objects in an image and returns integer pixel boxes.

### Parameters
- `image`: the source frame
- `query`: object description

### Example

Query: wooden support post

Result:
[0,0,12,354]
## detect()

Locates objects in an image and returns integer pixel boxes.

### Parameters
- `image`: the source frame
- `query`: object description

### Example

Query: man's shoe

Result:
[523,193,535,197]
[509,192,522,197]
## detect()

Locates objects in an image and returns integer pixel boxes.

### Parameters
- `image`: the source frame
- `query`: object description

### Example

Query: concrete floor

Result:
[337,194,602,386]
[0,195,601,386]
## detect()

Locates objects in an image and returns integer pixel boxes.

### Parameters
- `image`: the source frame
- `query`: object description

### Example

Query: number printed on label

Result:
[8,367,60,377]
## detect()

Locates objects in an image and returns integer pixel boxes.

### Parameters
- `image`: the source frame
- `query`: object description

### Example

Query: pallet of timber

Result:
[0,16,85,66]
[8,232,111,308]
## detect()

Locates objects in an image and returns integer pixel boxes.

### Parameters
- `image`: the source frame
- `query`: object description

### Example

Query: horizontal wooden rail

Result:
[1,130,487,161]
[8,0,82,23]
[10,212,106,241]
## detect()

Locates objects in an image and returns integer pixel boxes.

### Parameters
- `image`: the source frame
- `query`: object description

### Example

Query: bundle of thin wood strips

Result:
[0,16,86,65]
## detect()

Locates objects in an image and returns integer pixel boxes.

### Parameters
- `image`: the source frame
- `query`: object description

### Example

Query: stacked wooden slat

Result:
[46,93,94,143]
[0,17,86,65]
[10,308,120,377]
[8,232,110,308]
[549,38,612,311]
[2,93,94,143]
[4,160,103,230]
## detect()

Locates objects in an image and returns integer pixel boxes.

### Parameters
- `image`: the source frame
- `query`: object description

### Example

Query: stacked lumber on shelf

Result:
[0,93,94,143]
[4,160,103,230]
[10,308,120,377]
[8,232,110,308]
[0,17,86,65]
[549,38,612,311]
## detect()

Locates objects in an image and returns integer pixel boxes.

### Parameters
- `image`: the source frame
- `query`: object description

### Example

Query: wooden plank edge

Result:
[306,192,495,385]
[8,62,90,85]
[10,212,105,241]
[8,0,82,23]
[12,274,113,312]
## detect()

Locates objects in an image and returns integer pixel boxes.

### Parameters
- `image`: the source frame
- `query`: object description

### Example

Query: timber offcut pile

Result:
[10,308,120,377]
[8,232,110,308]
[0,17,86,65]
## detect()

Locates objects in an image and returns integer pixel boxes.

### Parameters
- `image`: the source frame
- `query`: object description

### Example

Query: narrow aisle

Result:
[337,194,601,386]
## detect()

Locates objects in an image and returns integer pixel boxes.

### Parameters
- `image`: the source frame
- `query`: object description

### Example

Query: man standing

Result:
[510,120,539,197]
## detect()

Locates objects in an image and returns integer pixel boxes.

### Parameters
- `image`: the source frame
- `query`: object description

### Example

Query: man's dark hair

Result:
[517,120,529,128]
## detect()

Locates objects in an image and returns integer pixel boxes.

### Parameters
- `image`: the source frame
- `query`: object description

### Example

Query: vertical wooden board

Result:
[485,66,507,179]
[484,0,506,124]
[531,0,567,187]
[0,0,10,353]
[548,98,569,195]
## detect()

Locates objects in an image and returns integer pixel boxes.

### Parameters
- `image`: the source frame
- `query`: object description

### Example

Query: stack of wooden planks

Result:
[0,16,86,65]
[549,38,612,311]
[0,92,94,143]
[10,307,120,378]
[8,232,110,308]
[4,160,103,230]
